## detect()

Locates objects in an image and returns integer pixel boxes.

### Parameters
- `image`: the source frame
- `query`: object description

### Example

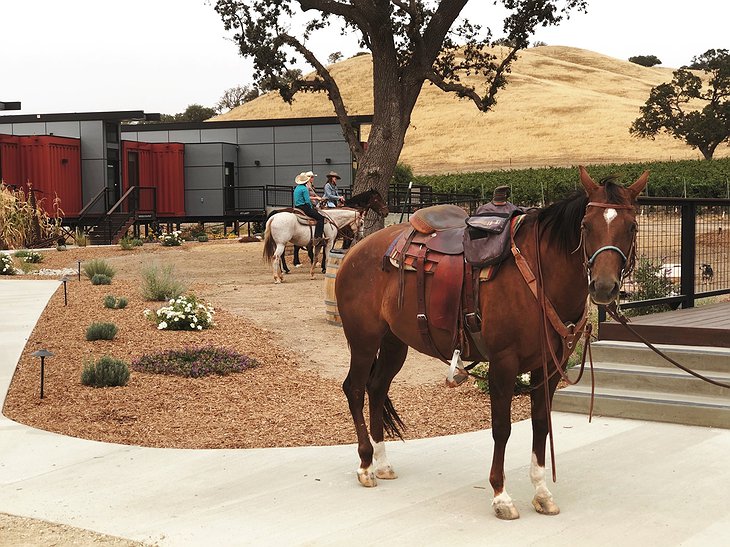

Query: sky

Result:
[1,0,727,116]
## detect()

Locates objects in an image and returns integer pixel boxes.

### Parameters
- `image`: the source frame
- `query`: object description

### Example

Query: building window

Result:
[105,122,119,144]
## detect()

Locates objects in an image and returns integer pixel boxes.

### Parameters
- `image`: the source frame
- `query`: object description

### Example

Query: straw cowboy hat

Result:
[304,170,317,178]
[295,173,310,184]
[326,171,341,180]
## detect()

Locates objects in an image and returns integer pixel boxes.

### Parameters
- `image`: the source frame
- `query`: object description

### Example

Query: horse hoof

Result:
[375,466,397,480]
[532,496,560,515]
[274,279,281,284]
[493,501,520,520]
[357,467,377,487]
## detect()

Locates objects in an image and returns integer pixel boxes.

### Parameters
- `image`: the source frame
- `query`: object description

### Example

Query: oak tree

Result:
[630,49,730,160]
[214,0,587,221]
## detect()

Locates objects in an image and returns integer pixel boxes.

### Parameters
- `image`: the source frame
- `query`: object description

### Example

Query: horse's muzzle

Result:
[589,277,620,305]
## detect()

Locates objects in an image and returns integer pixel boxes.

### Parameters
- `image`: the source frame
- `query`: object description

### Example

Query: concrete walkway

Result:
[1,279,729,546]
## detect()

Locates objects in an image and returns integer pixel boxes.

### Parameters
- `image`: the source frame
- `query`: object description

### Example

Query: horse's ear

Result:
[578,165,598,193]
[628,170,649,198]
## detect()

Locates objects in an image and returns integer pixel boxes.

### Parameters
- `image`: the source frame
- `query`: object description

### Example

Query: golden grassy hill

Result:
[212,46,728,175]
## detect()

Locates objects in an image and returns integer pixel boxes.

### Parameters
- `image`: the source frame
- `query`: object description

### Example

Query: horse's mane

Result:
[536,176,626,253]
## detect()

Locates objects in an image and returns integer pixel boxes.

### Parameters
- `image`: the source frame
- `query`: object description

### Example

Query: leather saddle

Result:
[383,202,525,366]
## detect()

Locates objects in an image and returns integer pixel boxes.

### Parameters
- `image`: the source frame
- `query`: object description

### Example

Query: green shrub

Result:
[85,322,118,341]
[144,294,214,331]
[160,230,182,246]
[81,356,130,387]
[14,250,43,263]
[140,263,186,301]
[103,295,128,309]
[624,257,677,316]
[83,259,115,280]
[131,238,144,247]
[91,273,112,285]
[197,234,209,242]
[132,346,258,377]
[0,254,16,275]
[119,237,135,250]
[471,363,531,395]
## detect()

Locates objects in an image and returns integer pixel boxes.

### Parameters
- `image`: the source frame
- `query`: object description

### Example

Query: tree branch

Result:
[424,69,486,110]
[277,33,365,157]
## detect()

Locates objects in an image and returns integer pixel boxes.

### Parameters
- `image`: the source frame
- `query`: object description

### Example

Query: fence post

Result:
[680,201,696,308]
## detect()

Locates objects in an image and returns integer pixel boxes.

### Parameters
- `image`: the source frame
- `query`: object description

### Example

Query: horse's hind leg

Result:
[488,355,521,520]
[272,243,286,283]
[367,329,408,480]
[529,367,561,516]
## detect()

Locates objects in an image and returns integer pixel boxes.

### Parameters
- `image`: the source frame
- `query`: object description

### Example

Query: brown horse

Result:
[336,167,648,519]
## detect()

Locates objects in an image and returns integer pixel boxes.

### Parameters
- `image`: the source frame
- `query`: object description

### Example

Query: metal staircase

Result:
[553,341,730,429]
[76,186,156,245]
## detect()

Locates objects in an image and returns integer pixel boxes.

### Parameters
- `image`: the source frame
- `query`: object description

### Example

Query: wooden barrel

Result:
[324,248,347,326]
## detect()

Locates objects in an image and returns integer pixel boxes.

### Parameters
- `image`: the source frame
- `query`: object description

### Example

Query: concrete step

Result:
[589,341,730,374]
[568,362,730,398]
[553,385,730,429]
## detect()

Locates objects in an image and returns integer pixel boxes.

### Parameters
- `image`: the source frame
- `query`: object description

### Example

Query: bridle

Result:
[578,202,638,297]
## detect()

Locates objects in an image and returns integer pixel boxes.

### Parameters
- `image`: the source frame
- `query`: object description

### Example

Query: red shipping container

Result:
[123,141,185,217]
[17,135,82,217]
[0,134,21,187]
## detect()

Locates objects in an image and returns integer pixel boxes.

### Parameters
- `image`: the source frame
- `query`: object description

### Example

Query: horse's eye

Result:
[630,223,638,233]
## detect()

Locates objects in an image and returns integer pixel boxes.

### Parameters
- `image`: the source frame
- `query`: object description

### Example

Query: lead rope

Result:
[606,303,730,389]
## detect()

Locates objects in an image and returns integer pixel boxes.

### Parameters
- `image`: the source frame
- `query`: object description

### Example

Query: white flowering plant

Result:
[160,230,183,247]
[1,254,16,275]
[144,294,214,331]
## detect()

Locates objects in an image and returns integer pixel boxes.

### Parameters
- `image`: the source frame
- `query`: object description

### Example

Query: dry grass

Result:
[212,46,729,174]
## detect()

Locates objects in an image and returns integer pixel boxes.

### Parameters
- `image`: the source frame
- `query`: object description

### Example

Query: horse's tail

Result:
[367,357,405,440]
[262,219,276,264]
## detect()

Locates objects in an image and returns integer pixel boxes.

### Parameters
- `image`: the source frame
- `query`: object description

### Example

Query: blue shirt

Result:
[293,184,311,207]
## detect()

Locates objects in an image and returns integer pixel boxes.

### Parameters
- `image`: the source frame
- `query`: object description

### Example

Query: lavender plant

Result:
[131,346,259,378]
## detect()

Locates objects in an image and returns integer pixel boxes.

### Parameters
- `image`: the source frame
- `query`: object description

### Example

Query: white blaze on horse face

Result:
[603,208,618,226]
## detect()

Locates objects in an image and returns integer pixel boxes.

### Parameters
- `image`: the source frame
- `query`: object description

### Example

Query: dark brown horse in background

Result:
[336,167,648,519]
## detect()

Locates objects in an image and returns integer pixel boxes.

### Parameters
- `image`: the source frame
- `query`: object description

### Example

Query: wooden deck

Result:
[599,301,730,348]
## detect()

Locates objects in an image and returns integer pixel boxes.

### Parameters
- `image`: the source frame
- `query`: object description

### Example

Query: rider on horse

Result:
[293,172,326,244]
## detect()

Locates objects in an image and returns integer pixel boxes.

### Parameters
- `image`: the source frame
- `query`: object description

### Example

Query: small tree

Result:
[327,51,343,65]
[215,84,260,113]
[630,49,730,160]
[628,54,662,67]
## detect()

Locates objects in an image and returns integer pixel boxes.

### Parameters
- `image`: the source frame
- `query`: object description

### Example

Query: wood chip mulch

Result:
[3,272,531,449]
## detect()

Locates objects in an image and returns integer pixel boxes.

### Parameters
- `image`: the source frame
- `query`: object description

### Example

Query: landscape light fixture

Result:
[77,260,81,281]
[31,349,54,399]
[61,275,69,306]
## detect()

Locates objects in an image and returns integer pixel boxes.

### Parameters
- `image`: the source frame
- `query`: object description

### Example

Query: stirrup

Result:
[446,349,469,387]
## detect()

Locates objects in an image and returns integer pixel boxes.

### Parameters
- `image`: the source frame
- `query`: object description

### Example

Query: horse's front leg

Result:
[489,357,521,520]
[529,366,561,516]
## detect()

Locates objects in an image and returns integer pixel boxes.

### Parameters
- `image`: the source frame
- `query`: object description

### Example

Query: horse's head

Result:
[347,189,389,217]
[578,166,648,305]
[367,189,389,217]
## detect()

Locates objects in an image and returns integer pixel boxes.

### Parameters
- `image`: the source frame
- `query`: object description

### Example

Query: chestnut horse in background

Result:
[335,167,648,519]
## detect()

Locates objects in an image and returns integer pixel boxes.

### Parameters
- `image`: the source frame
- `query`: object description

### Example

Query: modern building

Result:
[0,109,370,241]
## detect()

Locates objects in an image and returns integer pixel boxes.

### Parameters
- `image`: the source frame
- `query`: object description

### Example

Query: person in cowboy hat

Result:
[323,171,345,208]
[293,172,325,243]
